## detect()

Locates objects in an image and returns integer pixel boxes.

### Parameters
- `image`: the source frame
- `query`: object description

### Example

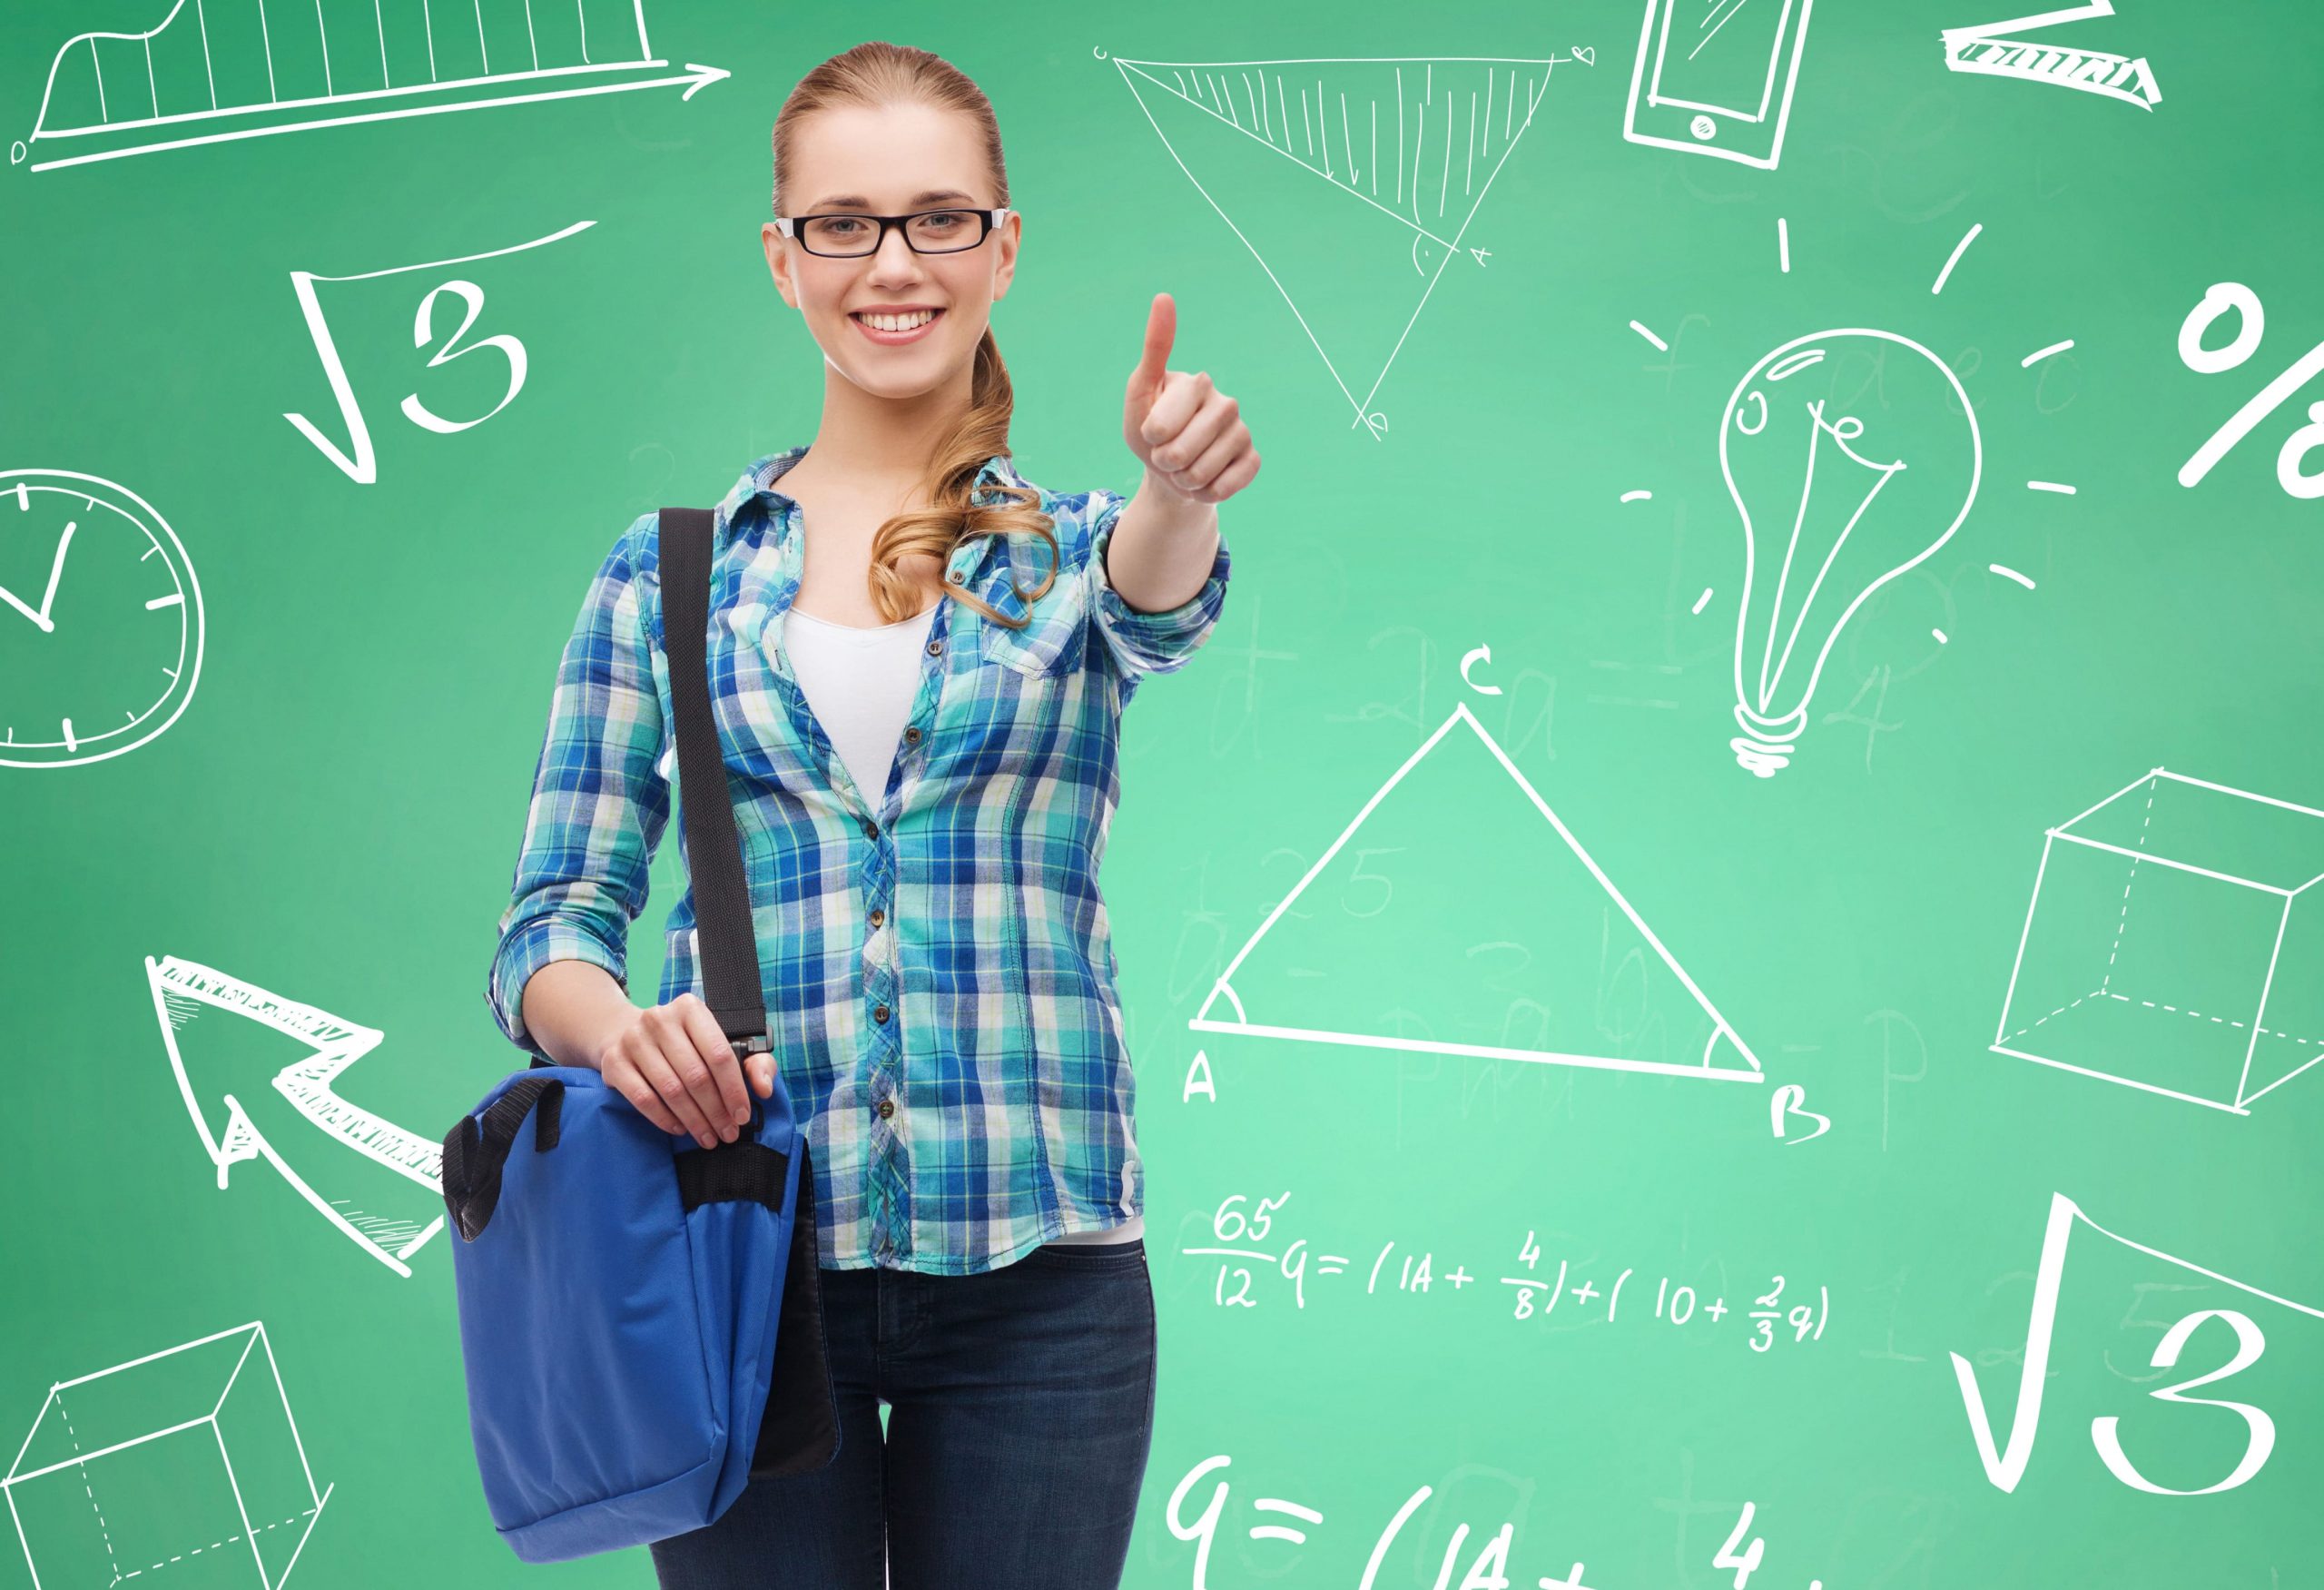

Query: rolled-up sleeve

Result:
[1080,487,1231,679]
[485,516,670,1061]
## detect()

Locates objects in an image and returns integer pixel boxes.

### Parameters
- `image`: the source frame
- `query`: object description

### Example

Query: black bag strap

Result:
[752,1136,842,1477]
[676,1137,791,1212]
[658,506,771,1047]
[664,507,839,1476]
[442,1076,566,1241]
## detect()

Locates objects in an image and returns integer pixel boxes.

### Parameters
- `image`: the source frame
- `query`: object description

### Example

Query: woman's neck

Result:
[795,363,976,494]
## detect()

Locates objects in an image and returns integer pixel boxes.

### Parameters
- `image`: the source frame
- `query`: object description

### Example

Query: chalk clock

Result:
[2,469,203,769]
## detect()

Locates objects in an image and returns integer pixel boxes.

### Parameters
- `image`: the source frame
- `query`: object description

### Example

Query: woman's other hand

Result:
[1122,291,1260,506]
[596,992,774,1148]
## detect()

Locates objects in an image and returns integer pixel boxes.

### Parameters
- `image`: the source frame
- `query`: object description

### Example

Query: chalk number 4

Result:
[1713,1502,1765,1587]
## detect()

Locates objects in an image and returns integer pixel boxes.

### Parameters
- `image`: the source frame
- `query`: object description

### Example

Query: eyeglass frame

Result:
[771,206,1012,258]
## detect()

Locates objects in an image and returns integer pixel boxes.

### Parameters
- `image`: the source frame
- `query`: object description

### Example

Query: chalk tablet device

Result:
[1622,0,1816,171]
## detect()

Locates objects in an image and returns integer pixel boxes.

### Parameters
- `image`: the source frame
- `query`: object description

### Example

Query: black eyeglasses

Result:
[773,207,1010,258]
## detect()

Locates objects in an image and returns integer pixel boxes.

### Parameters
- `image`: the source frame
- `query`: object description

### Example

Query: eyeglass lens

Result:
[799,211,987,256]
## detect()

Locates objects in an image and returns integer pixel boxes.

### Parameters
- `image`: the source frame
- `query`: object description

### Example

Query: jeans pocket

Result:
[1017,1236,1147,1272]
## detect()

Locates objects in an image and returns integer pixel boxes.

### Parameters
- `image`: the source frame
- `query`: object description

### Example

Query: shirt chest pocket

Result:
[971,549,1089,680]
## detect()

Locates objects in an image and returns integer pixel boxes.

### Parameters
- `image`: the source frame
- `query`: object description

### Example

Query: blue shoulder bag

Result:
[442,505,841,1562]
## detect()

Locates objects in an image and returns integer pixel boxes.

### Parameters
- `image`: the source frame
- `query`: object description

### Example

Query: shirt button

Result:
[873,1003,890,1022]
[868,907,884,929]
[902,726,921,746]
[925,637,942,656]
[862,818,877,839]
[878,1099,895,1119]
[947,569,965,584]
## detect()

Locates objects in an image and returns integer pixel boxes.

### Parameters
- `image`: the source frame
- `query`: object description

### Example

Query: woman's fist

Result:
[1122,292,1260,505]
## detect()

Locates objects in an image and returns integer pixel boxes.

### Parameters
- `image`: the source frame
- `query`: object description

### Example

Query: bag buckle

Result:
[730,1032,773,1062]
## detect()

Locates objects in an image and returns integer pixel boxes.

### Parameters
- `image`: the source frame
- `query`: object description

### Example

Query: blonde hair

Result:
[771,41,1058,627]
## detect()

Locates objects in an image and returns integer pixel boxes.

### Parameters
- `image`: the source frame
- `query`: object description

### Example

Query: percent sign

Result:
[2177,281,2324,498]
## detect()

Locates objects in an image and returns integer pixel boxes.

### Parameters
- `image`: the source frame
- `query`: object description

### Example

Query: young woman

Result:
[483,39,1256,1590]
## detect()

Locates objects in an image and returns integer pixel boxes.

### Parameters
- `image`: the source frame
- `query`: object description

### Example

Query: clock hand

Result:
[0,518,75,633]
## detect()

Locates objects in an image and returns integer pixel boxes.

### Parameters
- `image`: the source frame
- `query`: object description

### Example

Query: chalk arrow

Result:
[146,954,446,1279]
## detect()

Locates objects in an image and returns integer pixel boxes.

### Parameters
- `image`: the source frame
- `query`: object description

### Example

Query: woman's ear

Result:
[990,210,1019,303]
[762,222,799,310]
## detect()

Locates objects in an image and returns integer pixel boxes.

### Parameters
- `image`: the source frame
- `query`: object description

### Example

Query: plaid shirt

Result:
[486,446,1231,1274]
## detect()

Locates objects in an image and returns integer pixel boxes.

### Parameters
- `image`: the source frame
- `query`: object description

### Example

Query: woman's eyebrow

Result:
[806,188,978,210]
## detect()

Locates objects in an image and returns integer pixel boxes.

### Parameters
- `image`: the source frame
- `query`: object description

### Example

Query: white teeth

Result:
[861,309,936,332]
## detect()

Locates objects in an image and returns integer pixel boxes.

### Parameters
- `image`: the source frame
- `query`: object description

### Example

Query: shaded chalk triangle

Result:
[1113,54,1569,431]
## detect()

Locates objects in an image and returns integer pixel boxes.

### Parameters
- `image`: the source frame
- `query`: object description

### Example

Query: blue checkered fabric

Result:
[487,447,1231,1273]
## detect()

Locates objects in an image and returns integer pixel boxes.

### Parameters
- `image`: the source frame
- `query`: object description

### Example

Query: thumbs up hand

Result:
[1123,292,1260,506]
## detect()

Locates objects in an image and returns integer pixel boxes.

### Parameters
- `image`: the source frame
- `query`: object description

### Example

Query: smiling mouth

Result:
[851,308,943,332]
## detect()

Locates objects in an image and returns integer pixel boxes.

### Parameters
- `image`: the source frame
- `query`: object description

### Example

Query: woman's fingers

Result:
[597,994,763,1146]
[644,1051,720,1147]
[675,993,753,1127]
[1149,387,1238,486]
[627,1022,724,1147]
[1137,369,1211,456]
[1130,292,1175,398]
[1147,381,1258,502]
[606,1055,686,1137]
[1122,294,1178,449]
[1177,419,1258,498]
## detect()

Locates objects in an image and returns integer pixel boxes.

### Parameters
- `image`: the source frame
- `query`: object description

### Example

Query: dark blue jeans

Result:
[649,1237,1157,1589]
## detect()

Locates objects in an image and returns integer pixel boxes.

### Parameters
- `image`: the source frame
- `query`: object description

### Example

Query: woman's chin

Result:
[828,349,964,400]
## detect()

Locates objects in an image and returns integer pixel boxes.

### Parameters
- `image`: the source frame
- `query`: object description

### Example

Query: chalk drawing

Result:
[148,954,448,1276]
[15,0,726,171]
[1105,51,1589,438]
[1940,3,2161,111]
[1955,1191,2314,1494]
[1992,769,2324,1114]
[4,1321,334,1590]
[0,470,203,770]
[1190,667,1763,1085]
[284,219,594,484]
[2176,281,2324,499]
[1623,0,1816,170]
[1719,330,1983,775]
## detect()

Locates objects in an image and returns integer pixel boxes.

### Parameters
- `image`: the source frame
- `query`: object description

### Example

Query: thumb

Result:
[1129,292,1176,400]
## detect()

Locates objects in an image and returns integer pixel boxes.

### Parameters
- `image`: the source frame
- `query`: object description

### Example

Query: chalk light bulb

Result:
[1719,329,1983,775]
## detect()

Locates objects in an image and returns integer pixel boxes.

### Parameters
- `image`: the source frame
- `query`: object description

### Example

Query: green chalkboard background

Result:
[5,0,2322,1584]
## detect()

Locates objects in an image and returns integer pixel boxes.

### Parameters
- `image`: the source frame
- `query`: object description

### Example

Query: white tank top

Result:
[783,601,1144,1248]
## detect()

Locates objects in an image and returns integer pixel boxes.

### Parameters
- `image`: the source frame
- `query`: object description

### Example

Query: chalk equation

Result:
[1952,1191,2319,1496]
[1187,1192,1828,1352]
[1166,1458,1823,1590]
[284,219,596,484]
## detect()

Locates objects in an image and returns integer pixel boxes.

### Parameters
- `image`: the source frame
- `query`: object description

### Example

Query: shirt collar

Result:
[712,447,1032,588]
